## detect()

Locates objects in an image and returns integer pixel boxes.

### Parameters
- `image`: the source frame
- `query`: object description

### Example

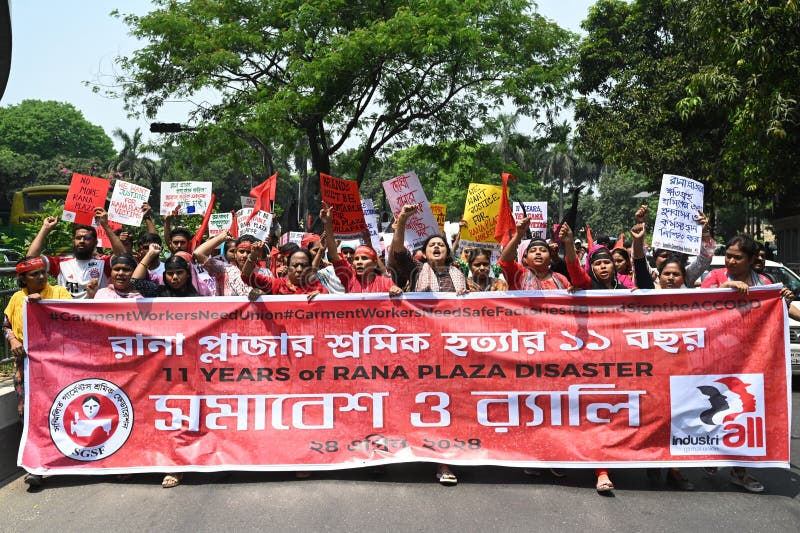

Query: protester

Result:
[136,233,166,283]
[389,203,466,485]
[3,256,72,487]
[26,208,126,299]
[320,202,401,295]
[560,206,654,494]
[649,210,715,287]
[464,248,508,292]
[192,230,251,296]
[699,234,794,494]
[242,241,327,300]
[498,217,582,291]
[92,254,143,299]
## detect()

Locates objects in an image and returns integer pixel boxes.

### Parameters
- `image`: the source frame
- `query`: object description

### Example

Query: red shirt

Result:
[243,271,328,295]
[332,258,395,293]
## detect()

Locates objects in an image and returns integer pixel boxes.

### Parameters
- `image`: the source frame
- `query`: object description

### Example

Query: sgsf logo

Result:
[669,374,765,456]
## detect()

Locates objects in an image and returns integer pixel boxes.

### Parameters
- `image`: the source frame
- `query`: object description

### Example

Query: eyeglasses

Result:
[74,235,94,241]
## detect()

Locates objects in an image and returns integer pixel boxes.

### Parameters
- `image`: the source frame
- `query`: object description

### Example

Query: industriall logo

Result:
[669,374,765,456]
[49,379,134,461]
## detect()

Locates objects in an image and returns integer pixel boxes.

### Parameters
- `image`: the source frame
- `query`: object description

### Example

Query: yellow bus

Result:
[9,185,70,226]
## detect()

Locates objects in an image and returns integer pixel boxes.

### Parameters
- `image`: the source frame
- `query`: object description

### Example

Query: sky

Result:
[1,0,596,149]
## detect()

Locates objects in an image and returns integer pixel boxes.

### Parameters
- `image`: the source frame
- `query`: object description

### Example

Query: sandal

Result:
[729,470,764,493]
[161,473,182,488]
[436,469,458,486]
[596,473,614,493]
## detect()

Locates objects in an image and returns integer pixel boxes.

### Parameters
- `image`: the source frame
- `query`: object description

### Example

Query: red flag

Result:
[494,172,516,247]
[228,210,239,239]
[586,225,594,250]
[246,172,278,224]
[189,193,216,253]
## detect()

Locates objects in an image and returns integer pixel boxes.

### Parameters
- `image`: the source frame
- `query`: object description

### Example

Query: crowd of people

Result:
[3,201,794,493]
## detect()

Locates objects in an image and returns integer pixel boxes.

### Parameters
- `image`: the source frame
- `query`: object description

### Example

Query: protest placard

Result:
[652,174,704,255]
[107,180,150,226]
[361,198,383,252]
[62,173,111,225]
[94,220,123,250]
[513,202,548,239]
[278,231,306,246]
[382,171,439,249]
[160,182,213,215]
[319,173,367,238]
[430,203,447,232]
[236,208,273,241]
[459,183,502,247]
[208,213,234,238]
[240,196,256,210]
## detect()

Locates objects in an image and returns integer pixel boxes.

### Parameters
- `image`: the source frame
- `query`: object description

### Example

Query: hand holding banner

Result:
[382,171,439,249]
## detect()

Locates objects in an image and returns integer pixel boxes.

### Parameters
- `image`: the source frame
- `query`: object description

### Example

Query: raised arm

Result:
[94,207,127,256]
[319,202,340,263]
[240,240,264,280]
[499,218,530,263]
[133,243,161,280]
[390,204,419,254]
[27,216,59,256]
[142,203,157,234]
[193,230,231,264]
[163,205,180,246]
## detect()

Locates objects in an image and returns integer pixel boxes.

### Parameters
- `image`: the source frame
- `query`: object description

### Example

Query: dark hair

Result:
[418,234,453,265]
[279,242,300,256]
[111,253,137,269]
[657,255,687,279]
[73,225,97,239]
[726,234,758,258]
[611,248,630,261]
[139,232,162,246]
[288,249,313,265]
[237,235,258,246]
[755,241,766,253]
[169,228,193,241]
[467,248,493,266]
[594,234,614,250]
[587,246,620,290]
[160,255,198,297]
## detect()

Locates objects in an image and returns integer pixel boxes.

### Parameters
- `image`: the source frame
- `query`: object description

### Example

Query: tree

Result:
[574,0,727,194]
[678,0,800,197]
[0,100,114,161]
[111,0,575,225]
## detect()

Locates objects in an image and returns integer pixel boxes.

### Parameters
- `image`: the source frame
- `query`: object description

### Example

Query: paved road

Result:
[3,392,799,533]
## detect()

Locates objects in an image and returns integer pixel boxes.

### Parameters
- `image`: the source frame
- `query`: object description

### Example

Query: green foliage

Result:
[19,200,73,255]
[579,168,653,237]
[110,0,576,225]
[0,100,114,161]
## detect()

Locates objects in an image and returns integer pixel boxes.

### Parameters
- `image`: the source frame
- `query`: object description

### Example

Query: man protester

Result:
[26,208,127,299]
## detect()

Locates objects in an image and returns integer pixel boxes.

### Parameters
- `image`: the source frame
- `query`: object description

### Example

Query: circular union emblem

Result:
[49,379,133,461]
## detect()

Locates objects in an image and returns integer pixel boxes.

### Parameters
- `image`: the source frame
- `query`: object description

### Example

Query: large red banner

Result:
[19,288,791,475]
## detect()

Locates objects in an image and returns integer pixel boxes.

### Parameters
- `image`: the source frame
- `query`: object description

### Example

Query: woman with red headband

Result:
[319,202,402,295]
[3,256,72,487]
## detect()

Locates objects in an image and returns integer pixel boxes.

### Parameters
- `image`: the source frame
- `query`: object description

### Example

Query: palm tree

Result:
[107,128,157,190]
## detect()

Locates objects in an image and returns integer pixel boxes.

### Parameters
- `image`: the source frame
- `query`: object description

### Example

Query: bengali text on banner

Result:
[20,288,791,474]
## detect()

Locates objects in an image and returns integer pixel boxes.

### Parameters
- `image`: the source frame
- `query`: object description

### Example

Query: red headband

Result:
[354,246,378,261]
[236,242,253,251]
[301,233,321,249]
[16,256,46,275]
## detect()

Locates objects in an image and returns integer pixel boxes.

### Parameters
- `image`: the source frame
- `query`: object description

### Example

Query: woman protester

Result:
[319,202,402,296]
[93,254,143,299]
[464,248,508,292]
[3,256,72,487]
[498,217,584,291]
[131,244,200,488]
[242,241,327,300]
[388,203,467,485]
[699,234,794,493]
[560,207,654,494]
[192,230,252,296]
